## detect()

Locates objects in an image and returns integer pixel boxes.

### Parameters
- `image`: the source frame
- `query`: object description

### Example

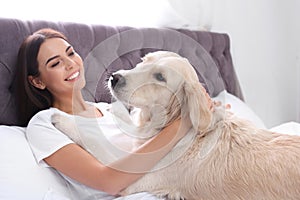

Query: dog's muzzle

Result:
[110,73,126,89]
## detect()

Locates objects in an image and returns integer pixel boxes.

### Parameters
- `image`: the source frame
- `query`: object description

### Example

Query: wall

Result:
[293,0,300,124]
[211,0,299,128]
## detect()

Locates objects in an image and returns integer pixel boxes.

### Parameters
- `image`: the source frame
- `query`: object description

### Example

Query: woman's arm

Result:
[44,118,191,195]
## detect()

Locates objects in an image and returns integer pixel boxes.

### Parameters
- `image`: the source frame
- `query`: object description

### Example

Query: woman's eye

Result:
[51,61,60,68]
[154,73,166,82]
[68,51,75,56]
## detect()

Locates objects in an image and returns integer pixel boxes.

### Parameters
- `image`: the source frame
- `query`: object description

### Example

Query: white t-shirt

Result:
[26,102,162,200]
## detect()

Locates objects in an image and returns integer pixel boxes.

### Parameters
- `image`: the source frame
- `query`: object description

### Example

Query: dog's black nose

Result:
[110,73,125,88]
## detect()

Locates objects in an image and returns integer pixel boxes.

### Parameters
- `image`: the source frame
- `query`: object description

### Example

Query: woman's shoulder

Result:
[26,107,73,145]
[28,107,66,127]
[28,102,112,126]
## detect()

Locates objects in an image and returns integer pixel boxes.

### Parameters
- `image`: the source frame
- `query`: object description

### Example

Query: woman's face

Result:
[32,38,85,98]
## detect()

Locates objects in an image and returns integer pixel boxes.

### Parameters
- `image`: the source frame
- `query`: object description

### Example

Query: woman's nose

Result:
[64,58,75,70]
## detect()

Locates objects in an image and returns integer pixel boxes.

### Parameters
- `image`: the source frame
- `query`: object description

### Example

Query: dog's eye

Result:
[154,73,166,82]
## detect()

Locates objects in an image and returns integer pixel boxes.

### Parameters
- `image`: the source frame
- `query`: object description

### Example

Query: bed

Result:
[0,17,298,200]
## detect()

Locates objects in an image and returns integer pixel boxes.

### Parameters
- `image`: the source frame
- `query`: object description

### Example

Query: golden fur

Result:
[109,51,300,199]
[54,51,300,200]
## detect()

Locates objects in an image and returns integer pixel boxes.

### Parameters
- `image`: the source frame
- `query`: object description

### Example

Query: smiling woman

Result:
[15,28,85,125]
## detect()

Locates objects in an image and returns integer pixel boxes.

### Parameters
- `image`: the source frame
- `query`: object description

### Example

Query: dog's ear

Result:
[183,82,212,132]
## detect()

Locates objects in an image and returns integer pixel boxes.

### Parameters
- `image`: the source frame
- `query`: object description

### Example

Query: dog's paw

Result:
[163,192,185,200]
[51,114,82,145]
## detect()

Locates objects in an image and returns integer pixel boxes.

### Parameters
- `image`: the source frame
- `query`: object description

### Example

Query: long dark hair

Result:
[15,28,68,126]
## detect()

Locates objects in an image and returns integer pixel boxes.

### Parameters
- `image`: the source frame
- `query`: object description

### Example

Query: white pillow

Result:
[212,90,266,129]
[270,121,300,136]
[0,126,71,200]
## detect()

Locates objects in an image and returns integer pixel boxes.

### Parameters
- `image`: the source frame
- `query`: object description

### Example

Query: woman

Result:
[15,28,213,199]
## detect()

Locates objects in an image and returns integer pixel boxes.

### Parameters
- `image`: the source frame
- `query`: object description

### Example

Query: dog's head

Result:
[108,51,212,132]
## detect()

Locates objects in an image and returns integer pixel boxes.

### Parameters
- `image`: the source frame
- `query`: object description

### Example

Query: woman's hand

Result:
[213,100,231,110]
[200,85,231,111]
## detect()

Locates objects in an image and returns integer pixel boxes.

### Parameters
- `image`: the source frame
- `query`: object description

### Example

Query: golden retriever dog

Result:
[54,51,300,200]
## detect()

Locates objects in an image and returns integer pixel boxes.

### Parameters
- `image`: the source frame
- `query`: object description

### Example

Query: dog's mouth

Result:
[108,74,144,108]
[109,85,133,108]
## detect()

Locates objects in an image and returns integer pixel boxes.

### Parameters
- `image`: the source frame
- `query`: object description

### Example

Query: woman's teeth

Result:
[66,72,79,81]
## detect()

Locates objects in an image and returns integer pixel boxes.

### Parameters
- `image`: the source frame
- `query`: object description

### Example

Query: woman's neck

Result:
[53,92,103,118]
[53,92,87,114]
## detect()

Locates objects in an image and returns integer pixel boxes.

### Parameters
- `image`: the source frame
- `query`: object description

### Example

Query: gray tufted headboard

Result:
[0,18,243,126]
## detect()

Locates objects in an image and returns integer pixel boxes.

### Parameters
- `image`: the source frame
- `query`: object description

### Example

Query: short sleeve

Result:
[26,108,74,167]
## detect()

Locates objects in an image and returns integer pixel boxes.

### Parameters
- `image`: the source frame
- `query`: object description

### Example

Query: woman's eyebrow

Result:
[45,55,59,65]
[66,45,72,52]
[45,46,72,65]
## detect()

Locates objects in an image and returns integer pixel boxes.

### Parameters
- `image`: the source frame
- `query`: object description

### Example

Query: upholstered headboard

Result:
[0,18,243,126]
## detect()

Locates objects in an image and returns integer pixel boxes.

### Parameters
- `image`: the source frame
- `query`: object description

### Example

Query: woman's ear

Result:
[28,75,46,90]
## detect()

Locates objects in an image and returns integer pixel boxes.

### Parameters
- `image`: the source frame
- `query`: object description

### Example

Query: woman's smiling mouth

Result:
[65,71,80,81]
